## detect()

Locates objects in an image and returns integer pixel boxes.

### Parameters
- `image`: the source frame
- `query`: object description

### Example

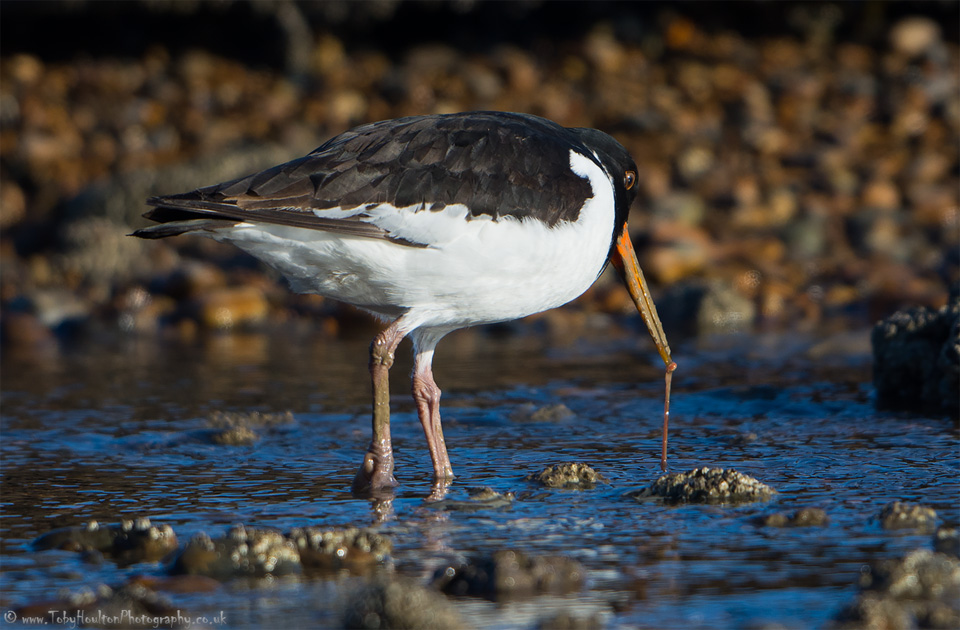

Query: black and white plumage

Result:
[133,111,675,494]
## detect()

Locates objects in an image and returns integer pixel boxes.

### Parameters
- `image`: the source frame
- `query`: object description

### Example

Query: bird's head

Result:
[571,127,673,371]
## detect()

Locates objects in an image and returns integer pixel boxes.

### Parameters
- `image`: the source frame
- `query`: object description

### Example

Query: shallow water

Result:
[1,323,957,629]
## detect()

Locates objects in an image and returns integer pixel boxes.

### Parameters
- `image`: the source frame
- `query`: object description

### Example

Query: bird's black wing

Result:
[136,112,597,245]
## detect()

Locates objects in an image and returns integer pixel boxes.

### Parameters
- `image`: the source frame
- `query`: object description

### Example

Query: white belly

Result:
[209,150,617,330]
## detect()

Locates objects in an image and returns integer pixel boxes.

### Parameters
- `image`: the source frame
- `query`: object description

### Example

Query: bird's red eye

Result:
[624,171,636,190]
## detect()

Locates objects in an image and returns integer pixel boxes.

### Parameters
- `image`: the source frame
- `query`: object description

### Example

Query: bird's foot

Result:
[352,443,398,495]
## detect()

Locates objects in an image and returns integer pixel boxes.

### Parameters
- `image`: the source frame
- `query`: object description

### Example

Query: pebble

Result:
[756,508,828,528]
[424,487,516,511]
[527,463,607,489]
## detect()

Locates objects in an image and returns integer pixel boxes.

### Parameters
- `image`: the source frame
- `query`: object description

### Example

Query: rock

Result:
[630,467,776,504]
[433,550,584,599]
[288,526,391,570]
[342,577,468,630]
[658,280,756,335]
[934,527,959,558]
[207,410,295,429]
[879,501,938,531]
[755,507,828,528]
[202,410,294,445]
[171,524,300,579]
[831,549,960,629]
[209,426,259,446]
[33,518,178,565]
[527,463,607,489]
[424,487,516,511]
[871,289,960,416]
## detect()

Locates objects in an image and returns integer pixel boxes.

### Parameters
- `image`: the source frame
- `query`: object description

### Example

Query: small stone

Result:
[879,501,938,531]
[425,487,516,511]
[527,463,607,489]
[934,527,959,558]
[756,508,828,527]
[630,467,776,504]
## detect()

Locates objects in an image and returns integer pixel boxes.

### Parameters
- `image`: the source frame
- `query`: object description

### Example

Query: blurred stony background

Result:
[1,0,957,349]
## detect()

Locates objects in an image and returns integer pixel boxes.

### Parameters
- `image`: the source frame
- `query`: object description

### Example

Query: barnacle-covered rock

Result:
[171,524,300,579]
[630,467,775,504]
[33,518,178,565]
[287,526,391,570]
[527,463,607,489]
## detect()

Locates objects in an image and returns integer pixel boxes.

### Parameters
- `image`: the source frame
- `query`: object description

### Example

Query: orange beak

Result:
[610,226,674,368]
[610,225,677,471]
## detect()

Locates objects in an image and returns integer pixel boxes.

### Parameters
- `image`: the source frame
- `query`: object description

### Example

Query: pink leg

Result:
[352,320,406,494]
[411,333,454,481]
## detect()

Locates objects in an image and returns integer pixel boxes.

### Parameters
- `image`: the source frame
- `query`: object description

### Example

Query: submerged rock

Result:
[879,501,938,531]
[629,467,776,504]
[171,524,300,579]
[831,549,960,629]
[433,549,584,599]
[342,577,468,630]
[288,526,391,571]
[871,289,959,416]
[527,463,607,489]
[204,410,294,445]
[33,518,178,565]
[509,403,575,423]
[209,425,259,445]
[424,487,516,511]
[755,507,828,527]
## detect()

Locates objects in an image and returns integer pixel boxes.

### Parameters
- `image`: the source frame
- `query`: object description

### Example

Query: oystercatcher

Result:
[133,111,676,493]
